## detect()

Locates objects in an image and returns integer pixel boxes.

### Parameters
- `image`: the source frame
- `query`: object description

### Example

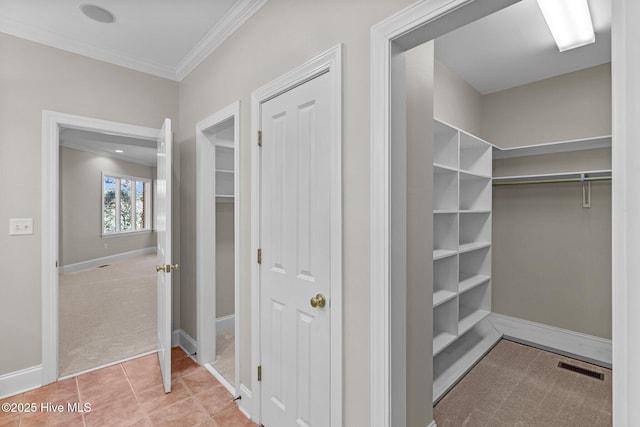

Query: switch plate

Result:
[9,218,33,235]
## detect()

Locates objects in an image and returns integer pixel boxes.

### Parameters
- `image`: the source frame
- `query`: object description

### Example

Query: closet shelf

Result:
[459,273,490,294]
[458,309,490,335]
[459,170,491,180]
[434,209,458,214]
[216,169,234,174]
[458,242,491,254]
[493,169,611,186]
[492,136,611,159]
[433,331,457,357]
[459,209,491,214]
[434,290,457,308]
[434,249,457,260]
[434,164,458,174]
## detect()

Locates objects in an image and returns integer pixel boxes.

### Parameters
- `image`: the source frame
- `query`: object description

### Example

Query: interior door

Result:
[156,118,173,393]
[260,71,333,427]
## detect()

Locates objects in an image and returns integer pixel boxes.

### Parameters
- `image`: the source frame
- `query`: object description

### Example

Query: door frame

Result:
[41,110,161,385]
[196,100,241,395]
[370,0,640,425]
[250,44,343,425]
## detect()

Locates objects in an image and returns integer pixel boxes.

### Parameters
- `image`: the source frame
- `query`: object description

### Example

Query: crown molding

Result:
[0,0,268,82]
[175,0,269,80]
[0,15,178,81]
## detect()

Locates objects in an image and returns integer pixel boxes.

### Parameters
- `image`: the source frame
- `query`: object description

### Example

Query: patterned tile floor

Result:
[0,347,257,426]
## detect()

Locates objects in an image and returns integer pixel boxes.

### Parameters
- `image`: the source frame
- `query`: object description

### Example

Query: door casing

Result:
[250,44,343,425]
[196,101,241,395]
[41,110,162,384]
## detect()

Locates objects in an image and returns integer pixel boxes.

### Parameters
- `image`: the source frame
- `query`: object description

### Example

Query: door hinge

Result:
[258,365,262,382]
[258,130,262,147]
[257,248,262,264]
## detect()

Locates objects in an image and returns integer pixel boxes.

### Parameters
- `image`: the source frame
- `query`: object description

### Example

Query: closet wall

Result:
[216,197,234,319]
[434,61,612,340]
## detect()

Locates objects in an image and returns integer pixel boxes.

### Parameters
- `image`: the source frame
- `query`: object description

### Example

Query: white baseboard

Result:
[216,314,235,333]
[0,365,42,399]
[429,421,437,427]
[238,383,253,420]
[60,247,157,274]
[172,329,198,357]
[204,363,235,395]
[488,313,612,368]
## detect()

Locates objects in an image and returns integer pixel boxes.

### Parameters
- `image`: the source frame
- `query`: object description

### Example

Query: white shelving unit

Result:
[215,145,235,202]
[432,119,500,403]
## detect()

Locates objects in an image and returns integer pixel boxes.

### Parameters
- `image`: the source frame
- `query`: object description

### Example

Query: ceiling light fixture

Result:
[80,4,116,24]
[115,149,124,153]
[536,0,595,52]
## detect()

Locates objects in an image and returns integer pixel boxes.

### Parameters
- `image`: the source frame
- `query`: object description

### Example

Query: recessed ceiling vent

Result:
[80,4,116,24]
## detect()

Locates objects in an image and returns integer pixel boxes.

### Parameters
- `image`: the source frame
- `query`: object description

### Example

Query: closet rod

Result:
[493,176,611,186]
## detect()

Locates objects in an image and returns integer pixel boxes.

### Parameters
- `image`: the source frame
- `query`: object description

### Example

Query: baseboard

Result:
[237,383,253,420]
[204,363,235,395]
[59,247,157,274]
[488,313,612,368]
[0,365,42,399]
[172,329,198,357]
[216,314,235,333]
[429,421,437,427]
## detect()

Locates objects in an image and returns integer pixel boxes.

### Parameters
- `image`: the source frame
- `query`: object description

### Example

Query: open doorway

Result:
[57,128,159,378]
[196,101,241,395]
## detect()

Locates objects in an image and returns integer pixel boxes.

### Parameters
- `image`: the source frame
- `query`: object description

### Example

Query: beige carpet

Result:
[434,339,612,426]
[59,254,157,377]
[211,331,235,386]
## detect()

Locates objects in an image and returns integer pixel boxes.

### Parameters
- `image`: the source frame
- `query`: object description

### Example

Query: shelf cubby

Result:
[459,211,491,252]
[433,166,458,211]
[460,132,492,176]
[458,281,490,335]
[433,297,458,356]
[433,120,458,169]
[459,173,491,211]
[458,246,491,294]
[433,213,458,260]
[215,169,234,196]
[434,255,458,307]
[215,145,234,170]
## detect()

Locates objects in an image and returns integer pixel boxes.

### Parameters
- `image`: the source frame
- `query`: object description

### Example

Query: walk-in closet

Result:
[428,0,612,421]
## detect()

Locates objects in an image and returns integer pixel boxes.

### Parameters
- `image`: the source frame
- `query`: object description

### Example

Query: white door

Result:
[259,71,333,427]
[156,118,173,393]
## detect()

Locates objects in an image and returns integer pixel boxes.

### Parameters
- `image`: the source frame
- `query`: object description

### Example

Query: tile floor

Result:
[0,347,258,427]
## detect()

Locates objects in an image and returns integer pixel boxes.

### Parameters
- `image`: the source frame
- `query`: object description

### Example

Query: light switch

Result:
[9,218,33,235]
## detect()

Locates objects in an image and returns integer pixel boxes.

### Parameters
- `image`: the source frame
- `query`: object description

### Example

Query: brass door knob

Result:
[310,293,326,308]
[156,264,179,273]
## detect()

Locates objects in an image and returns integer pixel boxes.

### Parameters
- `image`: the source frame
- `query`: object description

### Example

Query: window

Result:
[103,173,152,235]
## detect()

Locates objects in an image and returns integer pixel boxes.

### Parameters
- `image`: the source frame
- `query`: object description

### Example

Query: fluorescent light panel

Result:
[537,0,595,52]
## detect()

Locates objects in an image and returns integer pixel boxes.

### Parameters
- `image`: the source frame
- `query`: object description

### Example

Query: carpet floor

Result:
[58,254,157,377]
[434,339,612,426]
[211,331,235,386]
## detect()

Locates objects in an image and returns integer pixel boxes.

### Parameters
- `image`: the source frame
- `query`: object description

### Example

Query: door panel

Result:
[156,118,172,393]
[260,71,332,427]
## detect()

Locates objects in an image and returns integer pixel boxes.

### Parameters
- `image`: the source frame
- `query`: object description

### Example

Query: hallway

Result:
[0,348,256,426]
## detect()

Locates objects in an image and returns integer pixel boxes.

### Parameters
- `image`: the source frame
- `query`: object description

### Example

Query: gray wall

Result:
[434,60,482,136]
[177,0,414,424]
[216,202,234,318]
[493,152,612,339]
[482,63,611,147]
[0,32,179,376]
[59,147,156,266]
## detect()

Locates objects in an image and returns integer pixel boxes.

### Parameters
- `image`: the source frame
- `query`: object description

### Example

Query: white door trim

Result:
[196,100,241,396]
[251,44,343,426]
[41,110,160,385]
[370,0,638,425]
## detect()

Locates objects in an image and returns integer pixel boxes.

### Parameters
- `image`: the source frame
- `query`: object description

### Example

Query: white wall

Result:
[0,33,178,376]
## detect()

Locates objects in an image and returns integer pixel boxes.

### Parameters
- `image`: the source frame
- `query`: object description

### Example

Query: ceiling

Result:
[60,128,158,167]
[435,0,612,94]
[0,0,266,81]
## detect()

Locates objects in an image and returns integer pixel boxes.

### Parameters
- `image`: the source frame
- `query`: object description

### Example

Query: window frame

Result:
[101,171,153,237]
